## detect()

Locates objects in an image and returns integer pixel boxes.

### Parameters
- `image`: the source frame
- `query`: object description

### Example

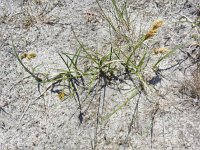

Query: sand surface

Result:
[0,0,200,149]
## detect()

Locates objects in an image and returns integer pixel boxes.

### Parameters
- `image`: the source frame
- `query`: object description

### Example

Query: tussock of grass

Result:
[13,0,176,122]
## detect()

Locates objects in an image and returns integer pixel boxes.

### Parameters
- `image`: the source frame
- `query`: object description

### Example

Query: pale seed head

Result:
[26,52,36,60]
[153,47,168,54]
[144,19,164,40]
[58,91,65,101]
[145,29,157,40]
[20,52,28,59]
[152,19,164,30]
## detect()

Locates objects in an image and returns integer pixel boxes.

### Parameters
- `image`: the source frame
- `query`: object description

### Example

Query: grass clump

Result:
[13,0,176,123]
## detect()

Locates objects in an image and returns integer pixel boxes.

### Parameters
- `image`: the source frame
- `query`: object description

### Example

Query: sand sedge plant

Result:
[13,1,177,126]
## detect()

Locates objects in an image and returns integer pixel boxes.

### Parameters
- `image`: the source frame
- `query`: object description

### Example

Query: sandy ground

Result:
[0,0,200,149]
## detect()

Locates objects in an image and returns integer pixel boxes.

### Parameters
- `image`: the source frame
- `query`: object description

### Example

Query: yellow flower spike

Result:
[145,19,164,40]
[144,29,157,40]
[58,91,65,101]
[26,52,37,60]
[20,52,28,60]
[152,19,164,30]
[153,47,168,54]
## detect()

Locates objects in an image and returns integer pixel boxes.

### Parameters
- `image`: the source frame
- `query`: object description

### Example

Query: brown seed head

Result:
[26,52,37,60]
[144,19,164,40]
[58,91,65,101]
[21,52,28,59]
[145,29,157,40]
[153,47,168,54]
[152,19,164,30]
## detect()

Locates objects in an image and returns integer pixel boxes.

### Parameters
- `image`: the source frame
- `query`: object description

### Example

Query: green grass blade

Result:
[153,49,175,71]
[11,39,42,82]
[101,89,138,122]
[136,50,147,72]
